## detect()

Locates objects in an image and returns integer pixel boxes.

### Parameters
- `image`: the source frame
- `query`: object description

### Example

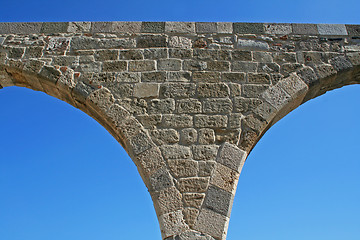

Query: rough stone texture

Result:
[1,21,360,240]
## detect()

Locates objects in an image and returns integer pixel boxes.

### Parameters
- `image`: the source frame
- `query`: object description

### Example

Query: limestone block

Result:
[167,71,191,82]
[192,71,221,82]
[160,83,196,98]
[128,60,156,72]
[222,72,246,83]
[165,22,195,33]
[277,73,308,98]
[111,22,142,33]
[183,207,199,227]
[330,56,353,72]
[183,193,205,208]
[236,39,269,51]
[148,98,175,114]
[169,36,192,49]
[141,22,165,33]
[194,115,228,128]
[67,22,91,33]
[129,130,154,155]
[158,59,182,71]
[177,177,210,193]
[168,159,198,178]
[192,145,219,161]
[150,129,179,145]
[198,161,216,177]
[265,23,292,35]
[142,71,167,82]
[211,163,239,193]
[180,128,198,145]
[169,49,193,59]
[136,147,166,176]
[233,22,265,34]
[152,186,182,215]
[317,24,348,35]
[203,185,234,217]
[261,85,291,110]
[198,128,215,145]
[197,83,229,98]
[161,114,193,128]
[177,99,202,114]
[216,142,247,173]
[292,23,318,35]
[144,48,168,59]
[134,83,159,98]
[217,22,233,34]
[228,113,243,129]
[231,61,258,72]
[196,22,217,33]
[202,98,232,114]
[150,168,174,192]
[160,145,192,160]
[194,208,229,240]
[159,210,189,239]
[136,35,167,48]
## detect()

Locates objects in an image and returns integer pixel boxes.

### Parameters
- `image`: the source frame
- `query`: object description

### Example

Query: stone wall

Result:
[0,22,359,240]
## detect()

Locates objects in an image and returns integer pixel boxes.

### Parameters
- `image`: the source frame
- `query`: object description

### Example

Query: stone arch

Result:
[240,58,360,154]
[0,63,178,237]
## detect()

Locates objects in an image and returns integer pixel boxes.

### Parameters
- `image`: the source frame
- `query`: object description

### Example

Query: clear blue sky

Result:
[0,1,359,240]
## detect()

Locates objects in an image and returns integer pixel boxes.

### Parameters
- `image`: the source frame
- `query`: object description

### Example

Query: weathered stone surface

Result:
[192,145,219,161]
[161,145,192,160]
[2,21,360,240]
[180,128,198,145]
[150,129,179,145]
[210,163,239,193]
[177,177,210,193]
[216,143,247,172]
[168,159,198,178]
[203,185,234,217]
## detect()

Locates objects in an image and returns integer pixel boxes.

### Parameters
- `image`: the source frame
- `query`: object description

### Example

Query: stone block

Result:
[134,83,159,98]
[91,22,113,33]
[160,145,192,160]
[183,207,199,228]
[150,168,174,192]
[41,22,68,33]
[317,24,348,35]
[141,22,165,33]
[117,98,147,115]
[253,101,277,122]
[277,73,308,98]
[67,22,91,33]
[265,23,292,35]
[142,71,167,82]
[129,130,153,155]
[165,22,195,33]
[183,193,205,208]
[197,83,229,98]
[192,145,219,161]
[169,49,193,59]
[228,113,243,129]
[161,114,193,128]
[159,210,189,239]
[136,35,167,48]
[169,36,192,49]
[177,99,202,114]
[161,83,196,98]
[177,177,210,193]
[183,60,207,71]
[252,52,273,62]
[102,61,127,72]
[194,115,228,128]
[198,161,216,177]
[0,23,10,34]
[346,25,360,35]
[241,84,268,98]
[203,185,234,217]
[168,159,198,178]
[46,37,70,55]
[107,104,130,126]
[217,22,233,33]
[330,56,353,72]
[167,71,191,82]
[128,60,156,72]
[8,47,25,59]
[296,66,319,86]
[137,114,162,129]
[202,98,232,114]
[236,39,269,51]
[231,61,258,72]
[8,22,42,34]
[153,186,182,215]
[192,71,221,82]
[216,142,247,172]
[119,49,143,60]
[211,163,239,193]
[258,62,280,73]
[262,85,291,110]
[136,147,166,176]
[157,59,182,71]
[233,22,265,34]
[148,98,175,114]
[111,22,142,33]
[222,72,246,83]
[198,128,215,145]
[206,61,230,71]
[215,128,241,146]
[292,23,318,35]
[194,208,229,240]
[144,48,168,59]
[150,129,179,145]
[232,50,252,61]
[196,22,217,33]
[180,128,198,145]
[248,73,271,84]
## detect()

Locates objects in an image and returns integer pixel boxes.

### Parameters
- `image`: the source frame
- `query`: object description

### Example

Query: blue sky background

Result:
[0,1,359,239]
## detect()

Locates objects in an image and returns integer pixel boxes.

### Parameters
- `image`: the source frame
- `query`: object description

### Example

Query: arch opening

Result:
[0,86,161,240]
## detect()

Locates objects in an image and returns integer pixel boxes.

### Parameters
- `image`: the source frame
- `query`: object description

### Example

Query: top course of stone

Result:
[0,22,359,36]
